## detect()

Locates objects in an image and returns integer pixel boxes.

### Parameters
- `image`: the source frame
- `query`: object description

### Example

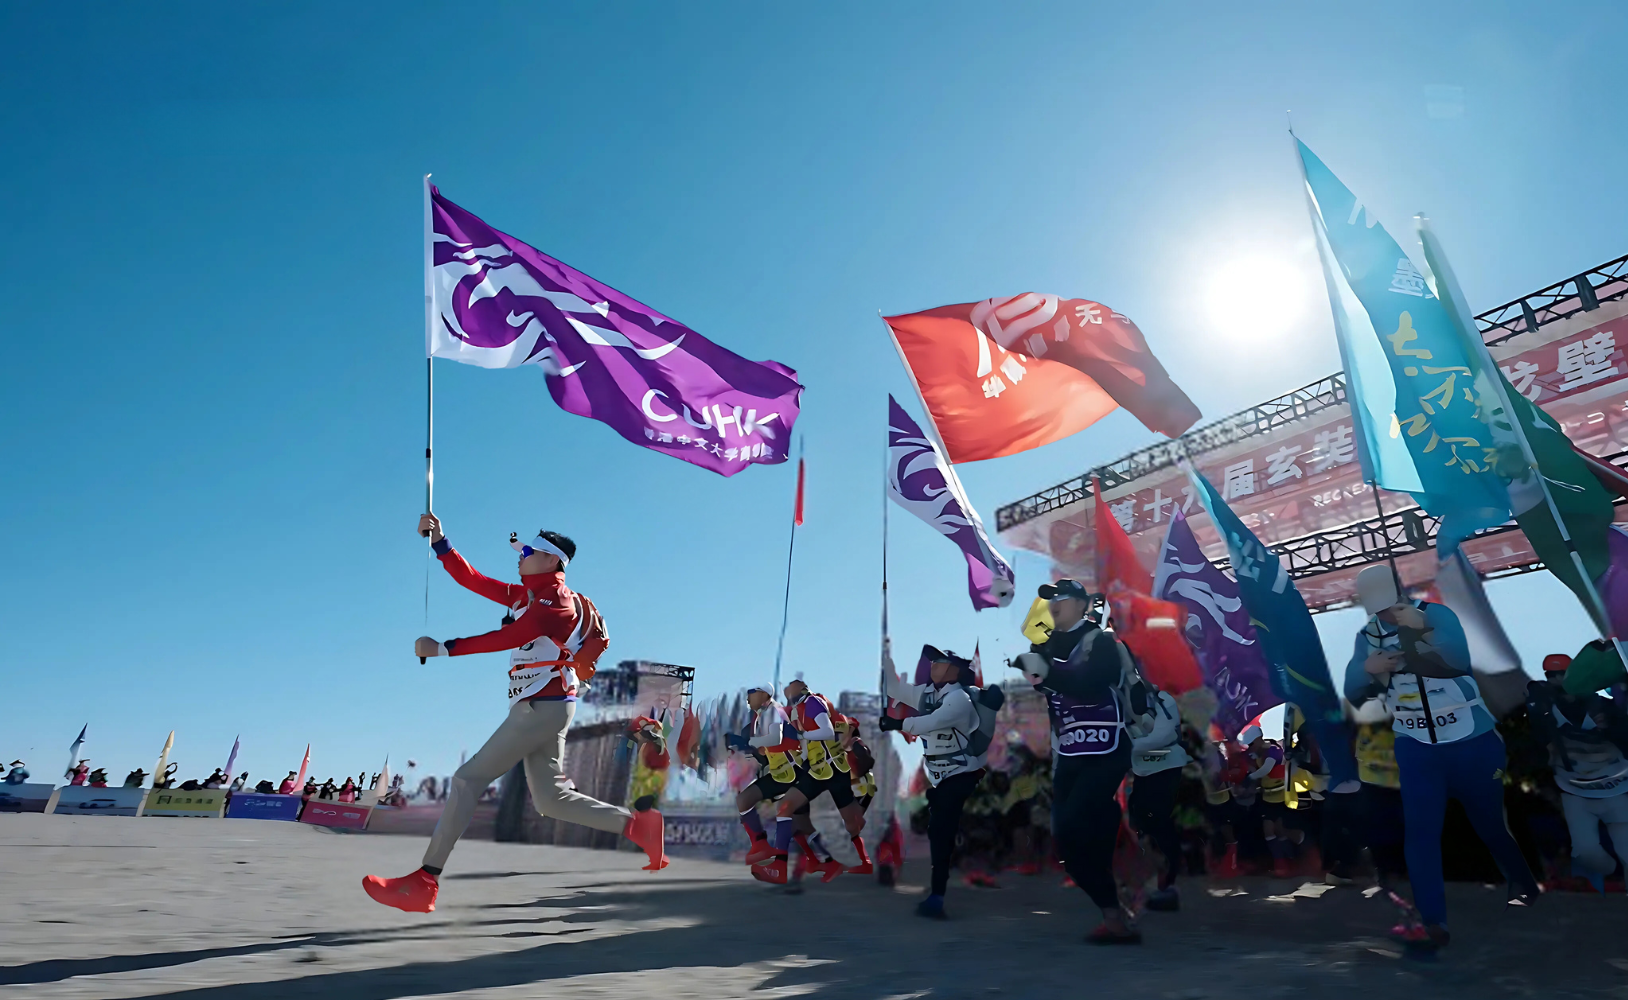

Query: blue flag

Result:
[1297,138,1511,553]
[1185,463,1355,785]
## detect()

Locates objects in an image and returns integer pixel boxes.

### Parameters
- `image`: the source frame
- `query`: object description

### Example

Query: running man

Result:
[726,682,808,885]
[1344,565,1538,953]
[775,680,872,880]
[362,514,666,913]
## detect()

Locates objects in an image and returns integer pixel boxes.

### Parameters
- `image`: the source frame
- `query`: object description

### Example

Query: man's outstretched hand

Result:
[415,636,445,658]
[419,513,444,543]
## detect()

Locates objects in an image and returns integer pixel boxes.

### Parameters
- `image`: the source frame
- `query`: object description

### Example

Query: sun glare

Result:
[1204,254,1311,342]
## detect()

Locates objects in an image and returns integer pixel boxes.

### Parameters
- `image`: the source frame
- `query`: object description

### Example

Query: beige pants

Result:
[423,698,629,870]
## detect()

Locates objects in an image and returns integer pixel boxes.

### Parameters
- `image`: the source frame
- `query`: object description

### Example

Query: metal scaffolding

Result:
[996,251,1628,535]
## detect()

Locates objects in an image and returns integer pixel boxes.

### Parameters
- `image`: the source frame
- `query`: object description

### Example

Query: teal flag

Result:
[1297,139,1511,552]
[1184,463,1355,786]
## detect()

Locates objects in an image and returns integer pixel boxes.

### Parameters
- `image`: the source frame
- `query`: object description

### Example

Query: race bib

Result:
[507,663,573,707]
[924,753,969,785]
[1050,694,1121,757]
[1391,676,1478,743]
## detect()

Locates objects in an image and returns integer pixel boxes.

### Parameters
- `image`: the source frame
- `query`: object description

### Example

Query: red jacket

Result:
[435,540,608,697]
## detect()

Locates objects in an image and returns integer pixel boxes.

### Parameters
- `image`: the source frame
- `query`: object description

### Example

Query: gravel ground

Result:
[2,813,1625,999]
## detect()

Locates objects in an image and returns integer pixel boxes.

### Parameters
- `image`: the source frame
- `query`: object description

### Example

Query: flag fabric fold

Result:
[1152,508,1279,738]
[426,184,803,477]
[1184,464,1355,784]
[884,295,1199,463]
[294,744,311,792]
[1092,482,1203,694]
[886,395,1014,609]
[224,736,241,779]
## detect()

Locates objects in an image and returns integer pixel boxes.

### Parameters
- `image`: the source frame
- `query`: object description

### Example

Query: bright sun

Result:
[1204,254,1312,342]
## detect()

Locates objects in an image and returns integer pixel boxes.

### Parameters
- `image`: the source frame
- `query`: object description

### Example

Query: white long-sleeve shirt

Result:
[902,685,983,786]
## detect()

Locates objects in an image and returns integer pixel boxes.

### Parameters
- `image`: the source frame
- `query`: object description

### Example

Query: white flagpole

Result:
[421,174,435,664]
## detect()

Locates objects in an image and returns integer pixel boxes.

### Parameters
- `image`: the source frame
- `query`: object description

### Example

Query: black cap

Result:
[1038,579,1090,601]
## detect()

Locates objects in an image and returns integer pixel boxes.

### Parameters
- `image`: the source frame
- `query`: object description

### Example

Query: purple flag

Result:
[426,184,802,477]
[1151,508,1279,737]
[886,395,1014,610]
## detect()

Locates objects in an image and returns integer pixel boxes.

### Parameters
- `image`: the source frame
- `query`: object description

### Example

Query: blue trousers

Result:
[1394,729,1536,926]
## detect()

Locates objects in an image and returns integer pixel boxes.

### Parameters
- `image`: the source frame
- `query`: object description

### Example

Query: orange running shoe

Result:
[845,860,874,876]
[809,857,844,883]
[624,800,668,871]
[744,837,778,866]
[362,867,439,913]
[753,855,789,884]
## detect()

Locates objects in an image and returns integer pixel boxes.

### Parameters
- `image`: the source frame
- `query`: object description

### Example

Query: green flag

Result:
[1417,215,1617,633]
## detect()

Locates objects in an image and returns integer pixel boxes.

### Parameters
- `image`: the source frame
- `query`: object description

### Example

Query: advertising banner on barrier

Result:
[52,786,147,817]
[299,799,371,830]
[225,793,302,822]
[0,783,56,813]
[142,789,227,818]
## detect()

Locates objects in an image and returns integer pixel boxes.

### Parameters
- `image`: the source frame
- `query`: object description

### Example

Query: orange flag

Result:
[1093,480,1202,694]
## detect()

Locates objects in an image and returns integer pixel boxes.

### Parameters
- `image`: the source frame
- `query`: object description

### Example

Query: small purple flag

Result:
[426,184,803,476]
[886,395,1014,610]
[1152,508,1279,737]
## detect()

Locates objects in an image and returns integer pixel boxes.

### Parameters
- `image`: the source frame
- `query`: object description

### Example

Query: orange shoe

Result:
[744,837,778,866]
[845,860,874,876]
[362,867,439,913]
[753,855,789,884]
[810,857,845,883]
[624,801,668,871]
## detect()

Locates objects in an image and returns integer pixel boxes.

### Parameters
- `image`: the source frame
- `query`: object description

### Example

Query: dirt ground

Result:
[2,813,1625,999]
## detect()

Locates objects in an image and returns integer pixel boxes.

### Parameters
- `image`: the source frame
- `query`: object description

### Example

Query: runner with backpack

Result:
[880,645,1003,918]
[361,514,667,913]
[1014,578,1147,945]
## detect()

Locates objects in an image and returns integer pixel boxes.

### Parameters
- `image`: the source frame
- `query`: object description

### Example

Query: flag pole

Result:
[772,435,805,691]
[421,174,435,664]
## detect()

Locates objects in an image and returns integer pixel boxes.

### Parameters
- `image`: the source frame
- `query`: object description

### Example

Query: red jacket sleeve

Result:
[437,546,522,607]
[445,599,576,656]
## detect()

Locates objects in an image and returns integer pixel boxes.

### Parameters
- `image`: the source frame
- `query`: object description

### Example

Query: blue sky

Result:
[2,2,1621,785]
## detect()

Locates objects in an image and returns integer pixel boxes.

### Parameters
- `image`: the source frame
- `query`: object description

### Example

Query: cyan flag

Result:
[1185,463,1355,785]
[1297,139,1511,552]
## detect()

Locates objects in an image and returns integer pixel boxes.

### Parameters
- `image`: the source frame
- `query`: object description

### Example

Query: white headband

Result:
[511,532,570,568]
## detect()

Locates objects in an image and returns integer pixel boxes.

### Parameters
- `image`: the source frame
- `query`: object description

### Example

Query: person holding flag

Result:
[1344,565,1538,952]
[880,646,989,919]
[1014,580,1146,944]
[362,513,666,914]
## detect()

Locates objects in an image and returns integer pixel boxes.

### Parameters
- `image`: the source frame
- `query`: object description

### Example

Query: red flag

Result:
[793,458,806,526]
[971,641,984,687]
[294,743,310,790]
[885,294,1199,462]
[1093,480,1203,694]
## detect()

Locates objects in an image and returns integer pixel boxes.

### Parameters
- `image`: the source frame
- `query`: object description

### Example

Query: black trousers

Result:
[1127,766,1183,887]
[1053,741,1132,911]
[925,769,983,896]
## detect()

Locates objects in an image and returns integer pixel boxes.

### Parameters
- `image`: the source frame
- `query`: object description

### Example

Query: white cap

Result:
[1239,725,1263,744]
[1355,565,1400,615]
[510,532,570,568]
[745,682,776,696]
